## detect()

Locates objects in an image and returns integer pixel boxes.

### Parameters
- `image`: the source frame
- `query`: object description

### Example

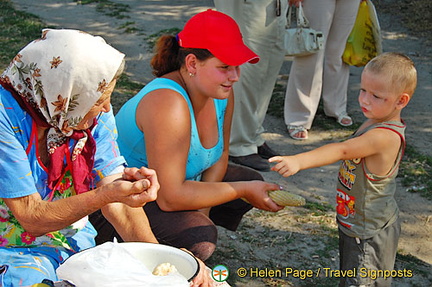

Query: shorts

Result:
[338,217,401,287]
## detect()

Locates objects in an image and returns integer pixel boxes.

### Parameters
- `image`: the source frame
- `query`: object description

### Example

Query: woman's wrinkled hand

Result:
[109,167,159,207]
[123,167,160,193]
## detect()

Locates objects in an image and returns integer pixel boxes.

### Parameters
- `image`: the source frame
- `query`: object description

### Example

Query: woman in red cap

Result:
[91,9,284,262]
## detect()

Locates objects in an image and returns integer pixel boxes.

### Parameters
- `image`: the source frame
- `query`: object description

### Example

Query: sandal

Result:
[337,113,353,127]
[288,125,308,140]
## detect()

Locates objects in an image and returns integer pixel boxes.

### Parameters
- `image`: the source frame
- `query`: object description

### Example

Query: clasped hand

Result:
[111,167,160,207]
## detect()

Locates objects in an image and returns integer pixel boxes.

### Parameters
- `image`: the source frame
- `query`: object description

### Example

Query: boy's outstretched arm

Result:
[269,142,347,177]
[269,128,399,177]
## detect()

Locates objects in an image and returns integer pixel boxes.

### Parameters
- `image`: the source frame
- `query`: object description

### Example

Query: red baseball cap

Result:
[177,9,260,66]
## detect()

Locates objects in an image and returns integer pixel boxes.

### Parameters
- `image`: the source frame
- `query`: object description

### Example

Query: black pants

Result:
[89,163,262,261]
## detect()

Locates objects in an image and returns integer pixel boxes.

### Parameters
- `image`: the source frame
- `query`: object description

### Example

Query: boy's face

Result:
[358,70,407,122]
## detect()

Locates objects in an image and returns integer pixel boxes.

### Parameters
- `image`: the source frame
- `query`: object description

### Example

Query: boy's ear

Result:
[396,93,410,109]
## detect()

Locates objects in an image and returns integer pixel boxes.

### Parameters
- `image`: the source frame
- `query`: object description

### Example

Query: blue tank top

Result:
[115,78,227,181]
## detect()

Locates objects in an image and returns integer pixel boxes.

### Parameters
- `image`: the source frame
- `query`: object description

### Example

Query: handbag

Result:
[342,0,382,67]
[284,3,324,57]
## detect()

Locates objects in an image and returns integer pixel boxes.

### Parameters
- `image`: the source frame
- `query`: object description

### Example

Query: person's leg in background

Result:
[214,0,287,171]
[322,0,360,126]
[283,0,335,140]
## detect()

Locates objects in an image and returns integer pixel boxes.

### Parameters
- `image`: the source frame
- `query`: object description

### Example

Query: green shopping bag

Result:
[342,0,382,67]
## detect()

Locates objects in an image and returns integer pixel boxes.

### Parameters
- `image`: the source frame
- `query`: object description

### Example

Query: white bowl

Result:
[119,242,199,282]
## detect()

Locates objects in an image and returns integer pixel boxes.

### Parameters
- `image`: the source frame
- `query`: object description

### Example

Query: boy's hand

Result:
[269,156,301,177]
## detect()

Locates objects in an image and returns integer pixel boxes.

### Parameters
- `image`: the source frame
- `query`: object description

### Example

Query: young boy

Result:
[269,52,417,287]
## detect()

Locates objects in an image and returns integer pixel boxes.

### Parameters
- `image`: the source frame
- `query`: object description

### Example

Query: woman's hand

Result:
[190,258,213,287]
[106,167,159,207]
[289,0,304,7]
[123,166,160,193]
[242,181,284,212]
[179,248,213,287]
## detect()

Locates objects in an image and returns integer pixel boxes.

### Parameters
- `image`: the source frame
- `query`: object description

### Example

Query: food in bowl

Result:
[119,242,199,282]
[153,262,179,276]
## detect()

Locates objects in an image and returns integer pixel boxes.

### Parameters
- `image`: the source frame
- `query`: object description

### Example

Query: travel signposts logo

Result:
[212,265,229,282]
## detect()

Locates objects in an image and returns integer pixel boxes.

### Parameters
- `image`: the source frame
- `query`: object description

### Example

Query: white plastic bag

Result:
[56,242,189,287]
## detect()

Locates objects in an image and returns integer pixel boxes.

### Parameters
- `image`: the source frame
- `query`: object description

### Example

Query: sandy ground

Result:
[10,0,432,285]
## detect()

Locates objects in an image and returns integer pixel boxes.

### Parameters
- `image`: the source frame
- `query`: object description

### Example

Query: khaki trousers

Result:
[214,0,287,156]
[284,0,360,129]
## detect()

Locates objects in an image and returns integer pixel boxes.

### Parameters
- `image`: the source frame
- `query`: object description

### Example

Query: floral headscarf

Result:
[0,29,125,194]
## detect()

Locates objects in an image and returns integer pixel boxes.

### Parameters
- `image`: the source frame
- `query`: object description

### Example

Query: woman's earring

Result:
[189,72,195,77]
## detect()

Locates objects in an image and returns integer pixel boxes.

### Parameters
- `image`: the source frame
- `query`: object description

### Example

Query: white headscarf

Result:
[1,29,125,193]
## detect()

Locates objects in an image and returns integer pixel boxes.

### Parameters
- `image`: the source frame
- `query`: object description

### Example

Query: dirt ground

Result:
[9,0,431,286]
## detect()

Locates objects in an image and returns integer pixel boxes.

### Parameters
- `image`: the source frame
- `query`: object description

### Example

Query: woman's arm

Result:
[137,89,282,213]
[100,203,158,243]
[3,168,156,237]
[98,167,159,243]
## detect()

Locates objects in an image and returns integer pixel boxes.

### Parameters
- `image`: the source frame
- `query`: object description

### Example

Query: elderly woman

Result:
[0,29,161,286]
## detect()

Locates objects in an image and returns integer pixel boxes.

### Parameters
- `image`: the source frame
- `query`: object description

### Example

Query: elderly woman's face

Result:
[74,79,117,130]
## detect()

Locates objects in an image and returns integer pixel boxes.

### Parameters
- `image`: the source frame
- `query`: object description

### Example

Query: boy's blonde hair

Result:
[364,52,417,97]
